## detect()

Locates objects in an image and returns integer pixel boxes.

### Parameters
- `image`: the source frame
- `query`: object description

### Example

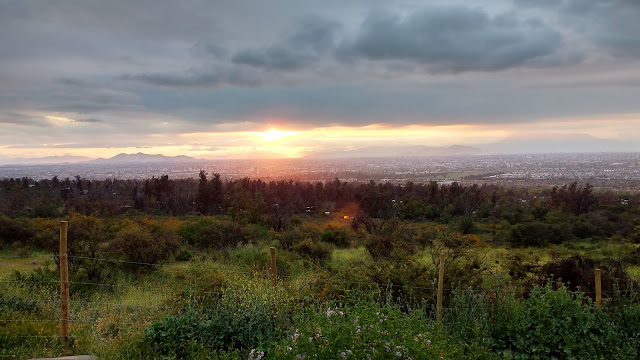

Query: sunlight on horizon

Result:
[2,117,637,161]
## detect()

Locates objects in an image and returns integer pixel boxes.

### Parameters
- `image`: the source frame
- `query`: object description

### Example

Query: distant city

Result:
[1,152,639,191]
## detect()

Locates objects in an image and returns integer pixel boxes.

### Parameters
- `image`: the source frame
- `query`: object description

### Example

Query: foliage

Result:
[146,278,288,357]
[321,228,352,248]
[0,214,35,247]
[108,224,179,266]
[178,218,246,250]
[429,228,488,290]
[272,299,464,359]
[293,239,334,264]
[538,255,634,294]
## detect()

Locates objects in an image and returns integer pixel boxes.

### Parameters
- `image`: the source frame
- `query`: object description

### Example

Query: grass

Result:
[0,251,53,280]
[2,234,640,359]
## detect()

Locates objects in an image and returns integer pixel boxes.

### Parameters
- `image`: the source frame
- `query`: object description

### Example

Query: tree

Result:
[196,170,210,214]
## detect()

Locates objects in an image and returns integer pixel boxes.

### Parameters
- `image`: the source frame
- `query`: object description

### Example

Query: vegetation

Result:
[1,174,640,358]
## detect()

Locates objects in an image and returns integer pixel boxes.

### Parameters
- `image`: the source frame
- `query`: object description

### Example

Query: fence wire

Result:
[2,251,640,357]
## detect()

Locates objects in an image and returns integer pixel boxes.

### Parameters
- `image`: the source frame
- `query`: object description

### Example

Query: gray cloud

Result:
[1,0,640,154]
[341,7,566,72]
[515,0,640,59]
[232,16,340,71]
[75,118,103,123]
[0,113,50,127]
[561,0,640,58]
[122,66,262,88]
[48,86,141,113]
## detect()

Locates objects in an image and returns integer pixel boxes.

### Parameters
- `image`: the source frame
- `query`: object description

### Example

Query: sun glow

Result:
[255,129,301,142]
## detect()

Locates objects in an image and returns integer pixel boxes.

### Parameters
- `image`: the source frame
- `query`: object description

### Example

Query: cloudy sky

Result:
[1,0,640,160]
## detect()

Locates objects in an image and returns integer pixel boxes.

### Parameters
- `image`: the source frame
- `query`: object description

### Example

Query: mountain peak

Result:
[89,153,200,164]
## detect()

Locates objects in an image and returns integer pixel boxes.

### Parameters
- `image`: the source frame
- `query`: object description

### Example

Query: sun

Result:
[259,128,299,142]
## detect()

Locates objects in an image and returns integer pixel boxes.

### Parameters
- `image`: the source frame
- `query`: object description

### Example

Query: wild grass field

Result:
[2,178,640,358]
[2,212,640,359]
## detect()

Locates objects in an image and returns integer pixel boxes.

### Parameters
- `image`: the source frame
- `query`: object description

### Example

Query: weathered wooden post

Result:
[595,268,602,307]
[60,221,70,349]
[437,251,445,323]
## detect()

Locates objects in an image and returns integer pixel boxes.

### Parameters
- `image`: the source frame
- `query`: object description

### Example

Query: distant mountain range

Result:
[483,133,636,154]
[0,153,202,166]
[87,152,202,164]
[1,134,638,165]
[306,145,483,158]
[0,155,92,165]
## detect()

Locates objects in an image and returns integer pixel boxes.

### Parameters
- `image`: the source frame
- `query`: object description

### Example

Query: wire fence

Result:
[3,241,640,358]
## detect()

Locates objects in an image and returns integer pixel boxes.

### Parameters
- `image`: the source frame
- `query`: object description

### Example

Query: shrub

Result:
[272,299,464,359]
[321,228,352,248]
[0,215,35,247]
[175,249,193,262]
[108,225,179,266]
[489,283,639,359]
[278,228,308,251]
[292,239,334,264]
[538,255,633,295]
[146,279,287,357]
[364,219,417,262]
[510,221,571,246]
[178,218,246,250]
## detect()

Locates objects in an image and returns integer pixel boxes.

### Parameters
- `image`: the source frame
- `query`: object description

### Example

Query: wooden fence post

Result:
[270,247,277,286]
[60,221,70,349]
[437,251,445,324]
[595,268,602,307]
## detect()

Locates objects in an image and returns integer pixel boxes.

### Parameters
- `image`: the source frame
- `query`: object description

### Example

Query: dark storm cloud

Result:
[122,66,262,88]
[1,0,640,150]
[0,113,49,127]
[562,0,640,58]
[516,0,640,58]
[190,41,228,59]
[341,7,566,72]
[230,7,567,73]
[48,85,141,113]
[75,118,103,123]
[232,16,340,70]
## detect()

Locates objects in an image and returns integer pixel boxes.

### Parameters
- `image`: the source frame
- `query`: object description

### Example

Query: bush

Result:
[321,228,352,248]
[0,215,35,247]
[293,239,334,264]
[510,221,571,246]
[108,225,179,267]
[538,255,633,294]
[490,283,637,359]
[272,299,464,359]
[178,218,246,250]
[146,279,286,357]
[175,249,193,262]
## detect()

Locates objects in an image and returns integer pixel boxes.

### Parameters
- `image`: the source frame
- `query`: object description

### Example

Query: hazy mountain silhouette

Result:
[306,145,482,158]
[0,155,92,165]
[484,133,634,154]
[87,152,201,164]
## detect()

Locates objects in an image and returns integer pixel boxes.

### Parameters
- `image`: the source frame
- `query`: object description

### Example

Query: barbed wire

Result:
[4,253,640,295]
[0,254,56,259]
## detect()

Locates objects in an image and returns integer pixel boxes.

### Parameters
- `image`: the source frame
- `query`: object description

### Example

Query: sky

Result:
[1,0,640,160]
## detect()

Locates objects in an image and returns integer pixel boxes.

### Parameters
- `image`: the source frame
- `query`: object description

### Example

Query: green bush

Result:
[146,279,286,357]
[490,283,638,359]
[0,215,35,247]
[272,299,464,359]
[175,249,193,262]
[108,225,179,266]
[292,239,334,264]
[321,228,352,248]
[178,218,246,250]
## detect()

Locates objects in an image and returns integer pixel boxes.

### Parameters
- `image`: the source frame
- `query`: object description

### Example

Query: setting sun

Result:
[256,129,301,142]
